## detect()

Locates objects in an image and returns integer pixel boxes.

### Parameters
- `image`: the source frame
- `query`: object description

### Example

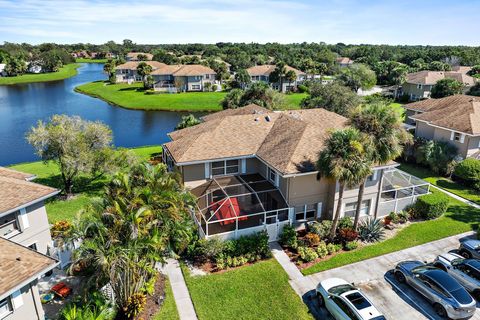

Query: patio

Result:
[378,169,430,216]
[190,174,291,241]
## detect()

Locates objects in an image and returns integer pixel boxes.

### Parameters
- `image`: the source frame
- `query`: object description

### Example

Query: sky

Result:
[0,0,478,45]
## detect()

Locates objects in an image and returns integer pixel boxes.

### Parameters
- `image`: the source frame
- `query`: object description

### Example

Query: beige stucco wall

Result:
[402,83,433,100]
[415,121,435,140]
[285,174,332,216]
[3,282,44,320]
[182,163,207,189]
[8,201,52,255]
[466,136,480,157]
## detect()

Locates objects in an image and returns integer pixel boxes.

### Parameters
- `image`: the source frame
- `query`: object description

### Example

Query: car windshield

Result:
[328,284,355,295]
[345,292,372,310]
[412,265,437,274]
[464,261,480,281]
[371,317,386,320]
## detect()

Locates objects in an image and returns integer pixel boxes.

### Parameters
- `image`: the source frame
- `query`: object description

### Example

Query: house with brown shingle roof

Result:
[125,52,153,61]
[246,65,306,92]
[115,61,167,83]
[0,167,59,255]
[402,70,476,101]
[405,95,480,159]
[151,64,216,92]
[336,57,354,68]
[162,105,428,241]
[0,237,58,320]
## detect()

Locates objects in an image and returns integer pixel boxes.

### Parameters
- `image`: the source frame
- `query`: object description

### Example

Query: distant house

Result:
[336,57,354,68]
[115,61,167,83]
[0,237,58,320]
[125,52,153,61]
[0,167,59,255]
[405,95,480,159]
[246,65,306,92]
[151,64,217,92]
[401,70,476,101]
[0,64,6,77]
[27,63,42,74]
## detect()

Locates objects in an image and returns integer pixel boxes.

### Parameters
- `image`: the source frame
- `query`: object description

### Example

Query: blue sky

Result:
[0,0,478,45]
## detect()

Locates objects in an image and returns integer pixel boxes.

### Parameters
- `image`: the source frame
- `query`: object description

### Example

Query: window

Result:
[332,297,360,320]
[268,167,277,184]
[28,243,38,251]
[192,84,201,90]
[211,160,239,176]
[417,84,423,89]
[295,204,316,221]
[0,212,19,237]
[453,132,461,141]
[367,170,377,182]
[0,298,12,318]
[344,200,371,217]
[205,74,210,79]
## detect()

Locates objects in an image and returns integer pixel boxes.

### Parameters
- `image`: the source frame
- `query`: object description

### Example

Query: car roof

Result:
[438,252,463,263]
[425,269,462,291]
[464,239,480,248]
[465,259,480,270]
[341,290,382,319]
[320,278,350,291]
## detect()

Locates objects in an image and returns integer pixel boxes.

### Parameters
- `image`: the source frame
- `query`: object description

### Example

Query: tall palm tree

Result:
[349,102,412,226]
[270,62,287,92]
[317,128,371,240]
[136,62,153,89]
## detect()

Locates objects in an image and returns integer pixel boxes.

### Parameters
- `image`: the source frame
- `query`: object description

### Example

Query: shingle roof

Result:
[246,65,305,76]
[126,52,153,60]
[115,61,166,70]
[164,106,348,174]
[0,238,57,297]
[336,57,353,64]
[151,64,216,77]
[0,167,35,181]
[0,167,59,214]
[406,70,475,85]
[201,104,271,122]
[409,95,480,135]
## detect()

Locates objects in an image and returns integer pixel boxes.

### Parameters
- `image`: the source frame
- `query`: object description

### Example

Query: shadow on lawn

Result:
[35,174,106,198]
[446,203,480,230]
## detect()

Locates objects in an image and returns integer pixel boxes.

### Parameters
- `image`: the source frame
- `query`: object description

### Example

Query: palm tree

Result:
[136,62,153,89]
[285,70,297,92]
[270,62,287,92]
[317,128,371,240]
[349,102,412,225]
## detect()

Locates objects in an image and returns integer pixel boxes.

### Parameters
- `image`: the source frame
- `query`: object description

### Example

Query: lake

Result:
[0,63,195,165]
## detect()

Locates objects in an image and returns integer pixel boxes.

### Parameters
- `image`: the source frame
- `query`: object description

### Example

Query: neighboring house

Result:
[0,167,59,255]
[115,61,167,83]
[401,70,476,101]
[27,63,42,74]
[336,57,354,68]
[405,95,480,159]
[151,64,217,92]
[162,105,428,241]
[125,52,153,61]
[246,65,306,92]
[0,237,58,320]
[0,64,6,77]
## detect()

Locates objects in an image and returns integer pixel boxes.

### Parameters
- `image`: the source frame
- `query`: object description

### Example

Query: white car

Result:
[316,278,386,320]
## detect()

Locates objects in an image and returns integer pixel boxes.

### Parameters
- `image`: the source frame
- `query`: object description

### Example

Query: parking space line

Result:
[384,273,436,320]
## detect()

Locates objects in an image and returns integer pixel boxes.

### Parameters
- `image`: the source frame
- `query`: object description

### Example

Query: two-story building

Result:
[246,65,306,92]
[115,61,167,83]
[125,52,153,61]
[402,70,476,101]
[336,57,354,68]
[162,105,428,241]
[151,64,217,92]
[405,95,480,159]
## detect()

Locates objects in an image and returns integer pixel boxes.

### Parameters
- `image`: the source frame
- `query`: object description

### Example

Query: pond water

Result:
[0,63,196,165]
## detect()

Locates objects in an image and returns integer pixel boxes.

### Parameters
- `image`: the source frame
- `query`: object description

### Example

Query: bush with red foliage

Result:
[338,228,358,242]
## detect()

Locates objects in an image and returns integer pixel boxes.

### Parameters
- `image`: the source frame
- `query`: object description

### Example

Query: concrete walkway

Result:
[163,259,198,320]
[430,184,480,209]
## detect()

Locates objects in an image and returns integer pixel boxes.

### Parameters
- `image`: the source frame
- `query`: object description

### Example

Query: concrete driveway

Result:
[280,231,480,320]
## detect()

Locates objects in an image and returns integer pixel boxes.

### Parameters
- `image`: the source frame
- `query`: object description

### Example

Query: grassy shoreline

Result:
[76,58,108,63]
[75,81,306,112]
[0,63,80,85]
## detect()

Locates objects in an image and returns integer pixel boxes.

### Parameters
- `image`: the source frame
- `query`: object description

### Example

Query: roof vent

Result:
[254,117,259,122]
[16,257,21,261]
[265,115,271,122]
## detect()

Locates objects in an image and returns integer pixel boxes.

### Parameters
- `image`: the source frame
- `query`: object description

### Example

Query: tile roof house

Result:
[0,167,59,255]
[336,57,354,68]
[405,95,480,159]
[401,70,476,101]
[0,237,58,320]
[125,52,153,61]
[246,65,306,92]
[162,105,428,241]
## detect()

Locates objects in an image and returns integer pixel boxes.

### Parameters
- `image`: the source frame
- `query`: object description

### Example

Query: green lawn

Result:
[182,259,313,320]
[399,163,480,204]
[76,58,108,63]
[0,63,80,85]
[9,145,163,223]
[302,190,480,275]
[153,277,179,320]
[285,93,307,109]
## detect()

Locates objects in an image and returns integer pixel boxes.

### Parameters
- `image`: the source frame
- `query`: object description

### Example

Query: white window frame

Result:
[211,160,239,177]
[417,84,423,89]
[191,84,201,90]
[344,199,371,217]
[0,297,13,318]
[294,204,317,222]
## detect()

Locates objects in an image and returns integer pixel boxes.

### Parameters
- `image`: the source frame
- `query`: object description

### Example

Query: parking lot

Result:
[300,232,480,320]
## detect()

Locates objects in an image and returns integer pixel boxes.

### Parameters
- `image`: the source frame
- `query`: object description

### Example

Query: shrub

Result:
[397,210,409,223]
[388,212,399,223]
[280,224,298,249]
[307,220,332,239]
[51,220,73,239]
[316,241,328,258]
[416,140,458,175]
[195,238,225,260]
[338,228,358,242]
[358,218,385,243]
[326,243,341,255]
[305,233,320,246]
[345,241,359,251]
[297,84,308,93]
[454,158,480,190]
[338,217,353,230]
[234,231,271,258]
[215,254,227,270]
[124,293,146,319]
[297,246,318,262]
[414,193,450,220]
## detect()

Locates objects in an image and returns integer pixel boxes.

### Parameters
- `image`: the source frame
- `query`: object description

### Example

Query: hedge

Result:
[414,192,450,220]
[454,158,480,190]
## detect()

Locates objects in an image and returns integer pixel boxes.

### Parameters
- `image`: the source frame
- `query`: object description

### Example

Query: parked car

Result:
[394,261,476,319]
[316,278,386,320]
[459,240,480,259]
[434,252,480,300]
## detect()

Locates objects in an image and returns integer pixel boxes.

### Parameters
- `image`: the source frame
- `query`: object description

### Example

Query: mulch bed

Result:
[135,273,166,320]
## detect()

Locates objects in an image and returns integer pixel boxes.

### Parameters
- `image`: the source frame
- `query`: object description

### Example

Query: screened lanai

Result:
[190,174,290,239]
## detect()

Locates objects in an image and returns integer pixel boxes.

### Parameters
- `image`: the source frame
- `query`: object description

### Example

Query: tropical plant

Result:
[269,62,287,91]
[317,128,372,239]
[301,82,361,117]
[338,228,358,242]
[344,241,359,251]
[280,224,298,248]
[175,114,201,130]
[136,62,153,89]
[285,69,297,91]
[316,241,328,258]
[349,101,412,227]
[234,68,251,89]
[297,246,318,262]
[431,78,464,98]
[418,140,458,175]
[358,218,385,242]
[304,233,320,246]
[307,220,332,239]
